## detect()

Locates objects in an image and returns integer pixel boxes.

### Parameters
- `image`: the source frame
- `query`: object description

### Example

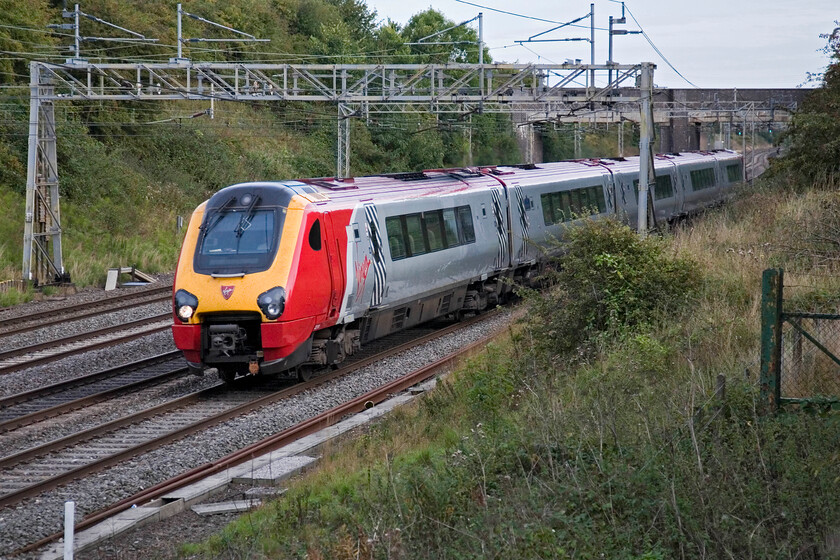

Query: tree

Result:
[0,1,55,84]
[774,23,840,180]
[400,9,489,64]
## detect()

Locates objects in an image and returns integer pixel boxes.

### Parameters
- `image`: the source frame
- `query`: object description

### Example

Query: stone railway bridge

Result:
[516,87,809,160]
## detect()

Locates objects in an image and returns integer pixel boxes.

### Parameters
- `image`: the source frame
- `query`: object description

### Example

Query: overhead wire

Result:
[454,0,609,31]
[609,1,699,88]
[0,22,75,38]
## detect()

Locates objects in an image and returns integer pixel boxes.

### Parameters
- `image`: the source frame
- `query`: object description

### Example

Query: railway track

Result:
[0,351,187,431]
[0,382,252,509]
[0,285,171,337]
[5,312,505,556]
[0,313,171,375]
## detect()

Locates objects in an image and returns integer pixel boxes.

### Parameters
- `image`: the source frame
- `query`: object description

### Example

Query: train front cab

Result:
[171,183,342,382]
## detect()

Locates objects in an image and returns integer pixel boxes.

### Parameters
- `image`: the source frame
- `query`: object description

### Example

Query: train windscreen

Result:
[194,202,286,274]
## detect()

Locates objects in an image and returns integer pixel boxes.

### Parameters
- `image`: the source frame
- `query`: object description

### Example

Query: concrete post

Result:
[64,501,75,559]
[637,62,654,237]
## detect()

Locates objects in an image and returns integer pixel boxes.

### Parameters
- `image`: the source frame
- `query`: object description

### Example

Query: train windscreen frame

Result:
[193,189,288,275]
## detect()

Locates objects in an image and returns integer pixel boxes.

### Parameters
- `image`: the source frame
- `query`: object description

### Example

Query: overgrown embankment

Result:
[181,171,840,559]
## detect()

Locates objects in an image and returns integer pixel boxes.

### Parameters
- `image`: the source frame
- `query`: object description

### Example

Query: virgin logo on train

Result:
[221,286,235,300]
[354,255,372,304]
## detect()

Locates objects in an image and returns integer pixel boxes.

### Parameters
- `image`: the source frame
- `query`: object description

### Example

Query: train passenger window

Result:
[578,188,591,213]
[442,208,460,247]
[584,187,599,214]
[541,193,555,225]
[387,205,475,261]
[308,219,322,251]
[635,175,673,201]
[405,213,427,256]
[386,217,406,260]
[726,163,742,182]
[424,211,445,251]
[560,192,572,221]
[654,175,674,199]
[568,190,582,215]
[548,192,562,222]
[457,206,476,243]
[592,187,607,213]
[544,188,606,223]
[690,167,716,190]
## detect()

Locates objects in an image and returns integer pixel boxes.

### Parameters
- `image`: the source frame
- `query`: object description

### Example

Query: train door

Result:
[322,212,346,321]
[497,185,512,270]
[600,173,613,217]
[508,182,532,265]
[671,164,685,215]
[341,220,366,318]
[681,167,696,209]
[616,172,638,227]
[659,161,683,218]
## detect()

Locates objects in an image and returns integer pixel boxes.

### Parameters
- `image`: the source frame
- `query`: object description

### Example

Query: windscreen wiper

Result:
[199,195,237,238]
[235,195,261,238]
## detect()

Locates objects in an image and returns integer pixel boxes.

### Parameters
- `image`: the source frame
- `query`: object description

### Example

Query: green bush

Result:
[773,25,840,180]
[525,218,701,355]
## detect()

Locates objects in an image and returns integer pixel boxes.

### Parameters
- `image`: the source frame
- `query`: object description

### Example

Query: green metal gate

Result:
[760,268,840,411]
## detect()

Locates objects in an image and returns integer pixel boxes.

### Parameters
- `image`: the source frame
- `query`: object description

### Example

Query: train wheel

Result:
[297,366,316,382]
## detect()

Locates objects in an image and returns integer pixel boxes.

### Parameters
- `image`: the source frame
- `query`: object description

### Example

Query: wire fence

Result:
[760,268,840,410]
[780,314,840,400]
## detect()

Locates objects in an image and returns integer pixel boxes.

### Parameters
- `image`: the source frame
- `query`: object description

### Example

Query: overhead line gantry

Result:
[23,59,795,286]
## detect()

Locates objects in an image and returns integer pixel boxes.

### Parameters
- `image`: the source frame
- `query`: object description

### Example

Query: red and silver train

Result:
[172,150,743,382]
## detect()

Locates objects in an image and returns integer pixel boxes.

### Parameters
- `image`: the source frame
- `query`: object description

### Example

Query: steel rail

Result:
[0,285,171,334]
[0,352,186,431]
[0,313,171,375]
[0,289,171,337]
[0,350,182,409]
[9,312,504,556]
[0,385,225,476]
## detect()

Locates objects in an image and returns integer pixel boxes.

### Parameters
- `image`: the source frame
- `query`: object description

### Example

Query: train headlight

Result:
[174,289,199,323]
[257,286,286,320]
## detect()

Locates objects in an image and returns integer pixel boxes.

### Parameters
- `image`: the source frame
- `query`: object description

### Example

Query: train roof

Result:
[290,159,616,207]
[223,150,740,210]
[295,169,503,205]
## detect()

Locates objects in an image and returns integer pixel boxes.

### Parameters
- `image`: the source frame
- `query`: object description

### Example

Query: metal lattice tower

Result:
[336,104,353,179]
[23,63,65,284]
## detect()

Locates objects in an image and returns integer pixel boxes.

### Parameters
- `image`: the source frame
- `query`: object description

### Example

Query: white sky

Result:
[363,0,838,89]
